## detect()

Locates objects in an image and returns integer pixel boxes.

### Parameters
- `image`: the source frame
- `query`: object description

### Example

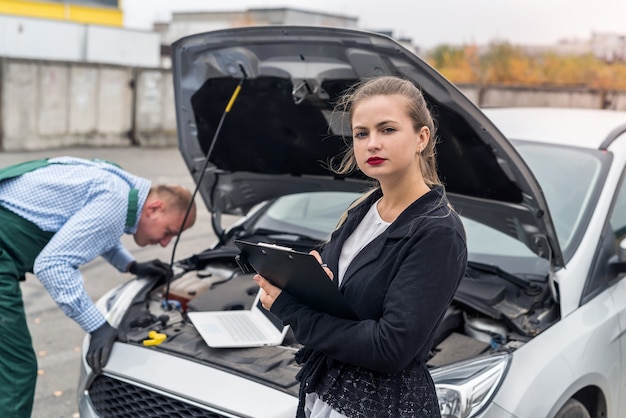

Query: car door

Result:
[606,169,626,415]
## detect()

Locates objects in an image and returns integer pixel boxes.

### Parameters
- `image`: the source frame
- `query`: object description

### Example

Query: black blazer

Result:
[271,185,467,417]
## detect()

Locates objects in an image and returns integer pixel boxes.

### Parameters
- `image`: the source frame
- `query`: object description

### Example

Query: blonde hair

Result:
[330,76,441,187]
[150,184,195,217]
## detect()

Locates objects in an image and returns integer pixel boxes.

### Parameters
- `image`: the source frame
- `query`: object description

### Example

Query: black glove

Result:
[128,259,171,281]
[86,322,118,375]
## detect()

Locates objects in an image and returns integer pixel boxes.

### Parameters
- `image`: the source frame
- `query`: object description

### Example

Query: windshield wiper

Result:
[466,261,542,296]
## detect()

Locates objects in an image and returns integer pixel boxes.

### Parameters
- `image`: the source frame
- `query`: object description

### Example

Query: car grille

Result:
[88,375,228,417]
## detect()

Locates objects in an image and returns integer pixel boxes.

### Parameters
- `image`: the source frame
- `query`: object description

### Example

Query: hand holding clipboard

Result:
[234,240,358,320]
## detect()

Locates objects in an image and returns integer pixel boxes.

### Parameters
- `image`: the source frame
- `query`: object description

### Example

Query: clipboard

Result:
[234,240,358,320]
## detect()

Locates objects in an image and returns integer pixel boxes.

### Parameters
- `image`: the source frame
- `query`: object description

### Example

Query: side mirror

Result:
[620,238,626,262]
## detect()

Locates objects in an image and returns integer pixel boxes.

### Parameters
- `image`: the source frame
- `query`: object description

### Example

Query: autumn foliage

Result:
[427,42,626,90]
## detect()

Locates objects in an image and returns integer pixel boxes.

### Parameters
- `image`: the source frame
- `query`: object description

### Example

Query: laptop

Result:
[187,288,290,348]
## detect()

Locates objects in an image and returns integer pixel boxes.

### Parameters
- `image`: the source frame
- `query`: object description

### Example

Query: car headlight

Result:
[431,353,511,418]
[94,279,151,327]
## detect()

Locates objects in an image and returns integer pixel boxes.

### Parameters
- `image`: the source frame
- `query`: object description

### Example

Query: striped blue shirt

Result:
[0,157,151,332]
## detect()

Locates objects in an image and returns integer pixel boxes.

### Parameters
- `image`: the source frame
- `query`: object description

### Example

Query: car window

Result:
[261,191,362,238]
[463,217,535,257]
[515,143,604,254]
[582,169,626,302]
[609,172,626,244]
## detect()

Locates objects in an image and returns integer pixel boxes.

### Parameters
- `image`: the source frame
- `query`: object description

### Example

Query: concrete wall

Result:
[457,84,626,111]
[2,55,626,151]
[0,58,135,151]
[133,68,177,147]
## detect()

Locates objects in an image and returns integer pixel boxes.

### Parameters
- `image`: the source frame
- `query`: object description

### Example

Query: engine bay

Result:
[116,248,559,396]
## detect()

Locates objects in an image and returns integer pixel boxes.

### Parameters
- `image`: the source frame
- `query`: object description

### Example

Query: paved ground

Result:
[0,147,234,418]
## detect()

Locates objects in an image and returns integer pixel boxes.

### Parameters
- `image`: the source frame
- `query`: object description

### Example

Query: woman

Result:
[254,76,467,417]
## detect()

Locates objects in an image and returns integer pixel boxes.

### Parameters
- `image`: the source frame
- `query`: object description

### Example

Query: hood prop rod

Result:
[162,65,247,310]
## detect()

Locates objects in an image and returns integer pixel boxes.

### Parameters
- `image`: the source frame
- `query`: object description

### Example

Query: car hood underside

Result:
[172,26,562,266]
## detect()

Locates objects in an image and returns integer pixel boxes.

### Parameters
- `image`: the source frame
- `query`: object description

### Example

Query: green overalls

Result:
[0,159,55,417]
[0,159,138,417]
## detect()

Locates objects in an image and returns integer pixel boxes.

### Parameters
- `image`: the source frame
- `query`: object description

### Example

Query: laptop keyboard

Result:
[218,314,267,342]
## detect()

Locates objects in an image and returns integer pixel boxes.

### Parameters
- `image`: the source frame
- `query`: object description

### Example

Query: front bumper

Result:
[77,339,298,418]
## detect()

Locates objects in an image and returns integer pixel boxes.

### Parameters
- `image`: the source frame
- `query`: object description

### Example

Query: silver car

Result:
[78,26,626,418]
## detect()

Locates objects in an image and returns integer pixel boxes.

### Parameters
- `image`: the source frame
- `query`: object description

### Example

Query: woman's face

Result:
[351,94,429,183]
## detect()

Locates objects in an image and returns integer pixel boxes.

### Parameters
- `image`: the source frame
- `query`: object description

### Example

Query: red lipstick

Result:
[367,157,385,165]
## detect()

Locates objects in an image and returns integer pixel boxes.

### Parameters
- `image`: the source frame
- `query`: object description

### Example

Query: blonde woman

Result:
[255,76,467,418]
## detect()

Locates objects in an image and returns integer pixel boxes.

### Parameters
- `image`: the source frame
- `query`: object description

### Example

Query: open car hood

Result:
[171,26,563,267]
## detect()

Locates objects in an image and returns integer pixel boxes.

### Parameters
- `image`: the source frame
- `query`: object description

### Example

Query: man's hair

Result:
[150,184,194,213]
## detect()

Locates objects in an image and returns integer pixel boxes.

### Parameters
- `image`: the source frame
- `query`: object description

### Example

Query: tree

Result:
[427,42,626,90]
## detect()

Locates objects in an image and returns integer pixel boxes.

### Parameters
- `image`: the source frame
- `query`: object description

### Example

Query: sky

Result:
[121,0,626,50]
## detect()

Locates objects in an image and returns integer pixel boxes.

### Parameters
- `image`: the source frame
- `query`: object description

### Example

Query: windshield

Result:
[464,141,606,267]
[253,191,362,242]
[254,143,606,273]
[515,142,605,257]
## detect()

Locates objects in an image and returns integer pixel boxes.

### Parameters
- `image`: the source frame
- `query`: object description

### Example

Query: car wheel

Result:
[554,399,591,418]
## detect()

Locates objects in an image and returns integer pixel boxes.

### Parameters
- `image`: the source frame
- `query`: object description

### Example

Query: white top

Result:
[337,199,391,286]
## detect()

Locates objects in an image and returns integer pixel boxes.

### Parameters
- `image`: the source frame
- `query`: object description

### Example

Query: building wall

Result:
[0,58,135,150]
[0,0,122,26]
[0,14,160,66]
[133,68,177,146]
[591,32,626,62]
[1,56,626,152]
[157,8,359,50]
[0,15,85,61]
